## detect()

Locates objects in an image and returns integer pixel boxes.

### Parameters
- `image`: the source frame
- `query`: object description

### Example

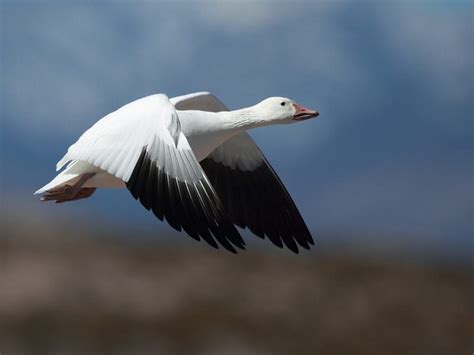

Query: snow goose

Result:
[35,92,319,253]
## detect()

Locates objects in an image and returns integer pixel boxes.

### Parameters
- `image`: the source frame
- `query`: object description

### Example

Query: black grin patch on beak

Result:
[293,111,319,121]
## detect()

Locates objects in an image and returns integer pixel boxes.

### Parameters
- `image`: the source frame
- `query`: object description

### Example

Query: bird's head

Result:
[254,97,319,124]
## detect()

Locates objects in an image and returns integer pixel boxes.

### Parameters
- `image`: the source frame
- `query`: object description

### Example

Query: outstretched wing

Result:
[172,92,314,253]
[59,94,245,253]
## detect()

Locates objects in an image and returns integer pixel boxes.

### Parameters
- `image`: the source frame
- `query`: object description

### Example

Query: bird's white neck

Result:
[177,105,270,136]
[176,106,268,161]
[216,107,273,130]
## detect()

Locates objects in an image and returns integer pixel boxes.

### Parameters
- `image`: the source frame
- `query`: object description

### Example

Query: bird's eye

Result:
[280,102,286,106]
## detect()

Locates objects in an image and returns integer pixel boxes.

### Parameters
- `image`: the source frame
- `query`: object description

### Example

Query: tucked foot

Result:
[54,187,96,203]
[40,173,96,203]
[40,186,97,203]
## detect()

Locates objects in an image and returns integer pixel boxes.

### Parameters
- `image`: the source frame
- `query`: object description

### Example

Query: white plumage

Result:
[36,92,319,253]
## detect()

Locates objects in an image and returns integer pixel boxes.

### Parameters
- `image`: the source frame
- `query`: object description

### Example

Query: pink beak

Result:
[292,103,319,121]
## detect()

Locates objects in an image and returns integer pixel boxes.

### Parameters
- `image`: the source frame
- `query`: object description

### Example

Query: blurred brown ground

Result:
[1,218,472,355]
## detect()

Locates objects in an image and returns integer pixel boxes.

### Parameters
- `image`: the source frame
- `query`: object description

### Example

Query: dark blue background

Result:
[2,1,472,262]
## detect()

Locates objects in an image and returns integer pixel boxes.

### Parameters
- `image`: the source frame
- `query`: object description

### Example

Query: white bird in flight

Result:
[35,92,319,253]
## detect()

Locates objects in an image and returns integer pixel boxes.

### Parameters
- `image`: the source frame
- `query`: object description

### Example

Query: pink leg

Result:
[41,173,97,203]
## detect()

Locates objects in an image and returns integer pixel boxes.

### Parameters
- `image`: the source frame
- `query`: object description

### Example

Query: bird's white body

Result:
[38,109,243,192]
[36,92,318,253]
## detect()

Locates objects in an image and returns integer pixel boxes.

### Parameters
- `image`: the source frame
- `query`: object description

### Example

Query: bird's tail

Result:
[34,161,81,195]
[35,164,97,203]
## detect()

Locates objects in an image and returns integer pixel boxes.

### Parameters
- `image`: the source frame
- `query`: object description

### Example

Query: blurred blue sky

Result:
[1,1,472,261]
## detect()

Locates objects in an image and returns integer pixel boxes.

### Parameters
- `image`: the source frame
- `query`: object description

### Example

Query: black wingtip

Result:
[200,157,316,254]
